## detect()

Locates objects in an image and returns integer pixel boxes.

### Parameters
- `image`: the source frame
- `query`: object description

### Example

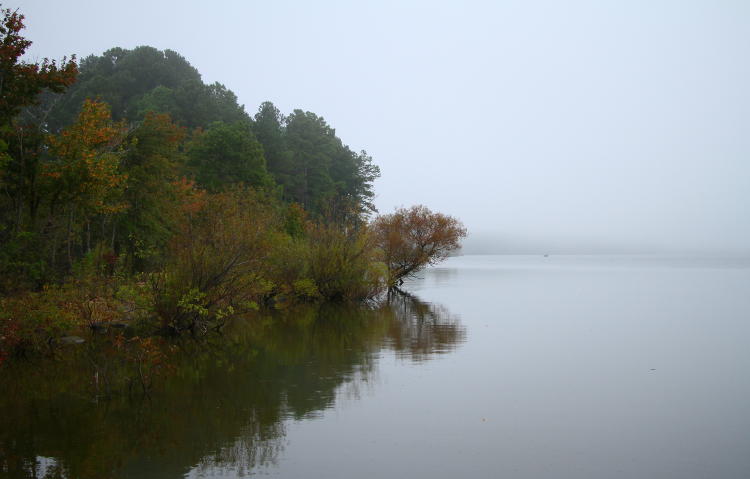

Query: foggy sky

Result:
[13,0,750,254]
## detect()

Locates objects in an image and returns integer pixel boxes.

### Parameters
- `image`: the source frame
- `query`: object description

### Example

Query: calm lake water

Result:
[2,254,750,478]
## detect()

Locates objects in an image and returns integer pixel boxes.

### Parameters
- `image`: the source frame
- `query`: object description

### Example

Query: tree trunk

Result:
[66,207,74,268]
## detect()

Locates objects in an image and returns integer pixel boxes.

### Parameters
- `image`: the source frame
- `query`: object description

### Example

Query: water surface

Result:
[3,255,750,478]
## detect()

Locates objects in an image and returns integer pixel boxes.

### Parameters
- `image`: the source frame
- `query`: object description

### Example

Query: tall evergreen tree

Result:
[186,121,272,192]
[44,46,249,131]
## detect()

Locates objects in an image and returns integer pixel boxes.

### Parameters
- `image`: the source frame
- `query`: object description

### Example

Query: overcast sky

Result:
[13,0,750,253]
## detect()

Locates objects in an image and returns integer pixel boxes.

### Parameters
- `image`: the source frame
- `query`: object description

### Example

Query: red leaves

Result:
[0,7,77,124]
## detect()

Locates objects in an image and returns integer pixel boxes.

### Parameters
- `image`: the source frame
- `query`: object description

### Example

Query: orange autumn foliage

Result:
[373,205,467,286]
[45,99,128,214]
[171,177,207,215]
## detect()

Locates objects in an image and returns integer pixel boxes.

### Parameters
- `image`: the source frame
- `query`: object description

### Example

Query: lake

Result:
[2,255,750,478]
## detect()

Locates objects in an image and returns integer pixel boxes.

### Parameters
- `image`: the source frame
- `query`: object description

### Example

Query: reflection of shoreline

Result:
[385,288,467,361]
[0,297,465,479]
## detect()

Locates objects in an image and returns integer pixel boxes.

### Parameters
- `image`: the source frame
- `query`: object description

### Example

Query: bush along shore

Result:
[0,6,466,367]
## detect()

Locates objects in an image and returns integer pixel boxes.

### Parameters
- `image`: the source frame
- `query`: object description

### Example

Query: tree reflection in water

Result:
[385,287,466,361]
[0,292,464,479]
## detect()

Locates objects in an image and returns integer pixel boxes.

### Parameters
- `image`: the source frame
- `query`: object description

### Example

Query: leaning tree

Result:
[372,205,466,288]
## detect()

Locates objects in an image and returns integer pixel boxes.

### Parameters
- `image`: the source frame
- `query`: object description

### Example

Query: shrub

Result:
[151,188,277,334]
[306,223,385,301]
[0,285,80,361]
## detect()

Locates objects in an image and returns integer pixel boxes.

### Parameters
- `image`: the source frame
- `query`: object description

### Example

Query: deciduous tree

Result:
[0,4,77,235]
[373,205,467,287]
[0,6,77,128]
[43,99,128,267]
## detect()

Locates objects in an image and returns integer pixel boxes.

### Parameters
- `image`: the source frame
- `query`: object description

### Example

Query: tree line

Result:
[0,5,465,364]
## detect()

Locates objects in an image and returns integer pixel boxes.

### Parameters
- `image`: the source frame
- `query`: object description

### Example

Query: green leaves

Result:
[177,288,210,318]
[46,46,247,131]
[252,105,380,221]
[186,121,273,192]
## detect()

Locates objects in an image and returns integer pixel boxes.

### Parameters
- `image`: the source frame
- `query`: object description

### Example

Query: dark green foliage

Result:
[37,44,379,221]
[0,6,77,288]
[253,101,293,189]
[117,112,186,271]
[45,46,249,131]
[252,103,380,220]
[0,120,48,234]
[186,121,272,192]
[135,80,249,128]
[0,231,47,291]
[283,110,337,211]
[305,223,385,301]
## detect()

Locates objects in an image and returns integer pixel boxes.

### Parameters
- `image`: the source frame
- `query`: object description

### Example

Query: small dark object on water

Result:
[650,368,656,371]
[544,254,549,258]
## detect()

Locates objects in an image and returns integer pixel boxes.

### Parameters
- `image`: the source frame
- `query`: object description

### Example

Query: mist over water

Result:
[461,231,750,256]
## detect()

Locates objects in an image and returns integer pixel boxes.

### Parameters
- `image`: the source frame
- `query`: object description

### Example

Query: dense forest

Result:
[0,6,465,365]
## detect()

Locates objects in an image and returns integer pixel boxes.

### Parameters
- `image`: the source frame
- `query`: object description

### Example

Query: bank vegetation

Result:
[0,6,465,365]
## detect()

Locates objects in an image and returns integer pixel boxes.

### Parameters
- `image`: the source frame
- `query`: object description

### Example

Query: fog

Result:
[15,0,750,254]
